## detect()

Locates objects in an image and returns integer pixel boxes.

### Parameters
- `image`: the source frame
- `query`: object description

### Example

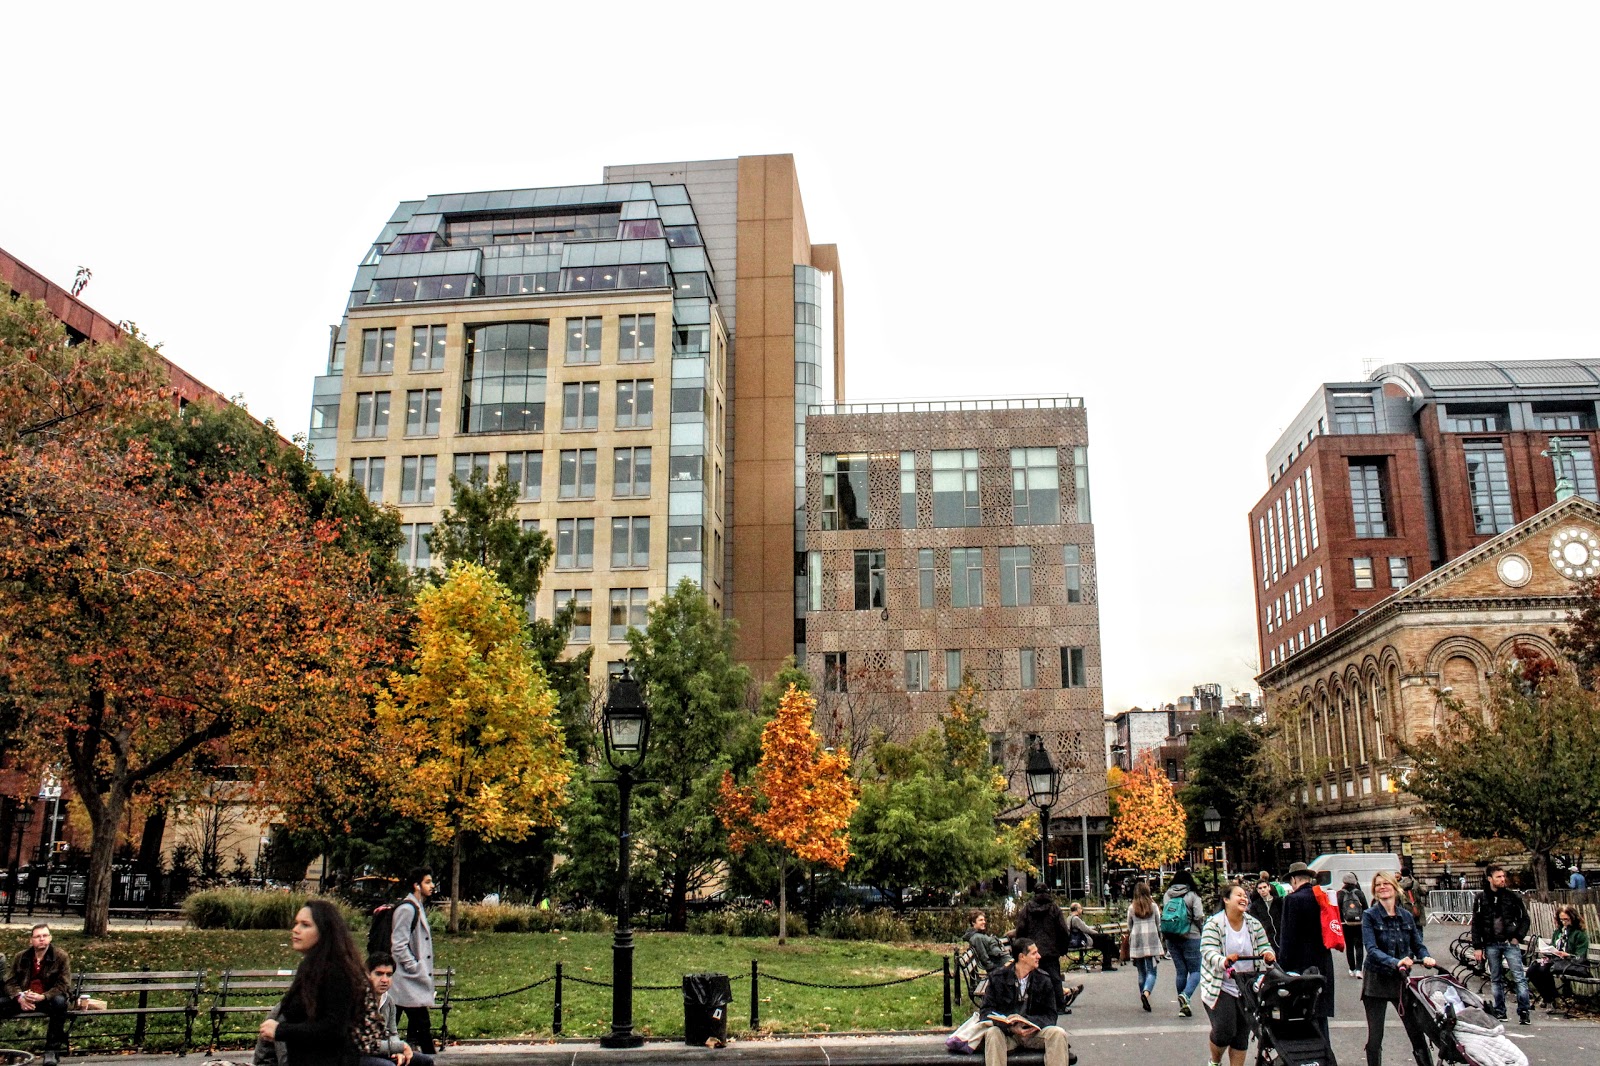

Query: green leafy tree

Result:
[848,674,1033,902]
[1180,717,1281,872]
[626,579,756,930]
[1400,654,1600,891]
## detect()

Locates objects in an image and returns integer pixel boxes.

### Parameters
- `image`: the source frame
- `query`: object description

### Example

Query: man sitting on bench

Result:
[0,924,71,1061]
[979,937,1075,1066]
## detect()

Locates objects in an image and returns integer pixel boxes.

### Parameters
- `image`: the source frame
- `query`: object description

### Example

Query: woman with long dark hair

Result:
[260,899,371,1066]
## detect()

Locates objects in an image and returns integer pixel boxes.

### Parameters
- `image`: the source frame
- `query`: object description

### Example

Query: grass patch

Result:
[43,929,955,1047]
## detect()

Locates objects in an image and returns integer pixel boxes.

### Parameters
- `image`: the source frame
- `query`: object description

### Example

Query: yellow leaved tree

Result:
[1104,751,1188,871]
[718,684,857,943]
[376,562,571,931]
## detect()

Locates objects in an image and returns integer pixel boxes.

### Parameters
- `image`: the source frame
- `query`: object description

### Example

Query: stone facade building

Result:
[800,398,1104,819]
[1257,494,1600,874]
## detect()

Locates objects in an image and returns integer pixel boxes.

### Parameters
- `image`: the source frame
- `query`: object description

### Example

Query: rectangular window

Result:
[1284,493,1299,567]
[1061,646,1087,688]
[555,589,592,643]
[1320,617,1328,637]
[669,453,704,484]
[616,380,655,429]
[562,381,600,430]
[613,446,652,497]
[505,451,542,500]
[1464,441,1514,534]
[617,314,656,363]
[945,649,962,690]
[399,455,437,504]
[452,452,490,492]
[1446,412,1501,433]
[608,588,649,641]
[670,386,706,416]
[1267,508,1280,583]
[932,449,980,526]
[1389,557,1410,588]
[462,321,547,434]
[1305,469,1319,549]
[611,516,650,568]
[668,524,702,553]
[1551,436,1599,501]
[950,547,984,607]
[354,391,391,439]
[807,550,822,611]
[853,549,887,610]
[1293,478,1308,555]
[1348,460,1389,537]
[905,650,929,692]
[556,518,595,569]
[1074,446,1092,523]
[1010,447,1060,525]
[824,652,848,692]
[410,324,447,371]
[403,389,442,436]
[999,546,1033,606]
[1353,556,1374,589]
[918,548,935,608]
[900,451,917,527]
[821,454,870,530]
[1314,565,1324,598]
[1332,405,1376,434]
[398,522,433,569]
[1064,545,1083,603]
[565,316,602,364]
[350,457,385,504]
[558,449,597,499]
[311,402,339,432]
[1293,585,1303,613]
[361,327,396,373]
[1020,648,1037,689]
[1258,518,1270,589]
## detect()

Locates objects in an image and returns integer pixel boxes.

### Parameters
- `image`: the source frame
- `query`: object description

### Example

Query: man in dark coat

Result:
[1007,890,1074,1007]
[1277,862,1337,1053]
[1470,864,1531,1024]
[979,937,1074,1066]
[0,923,72,1057]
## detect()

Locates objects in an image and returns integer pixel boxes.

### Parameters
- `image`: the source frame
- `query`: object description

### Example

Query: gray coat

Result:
[377,993,410,1056]
[388,895,435,1008]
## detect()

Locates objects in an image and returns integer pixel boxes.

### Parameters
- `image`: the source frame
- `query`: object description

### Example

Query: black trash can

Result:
[683,972,732,1046]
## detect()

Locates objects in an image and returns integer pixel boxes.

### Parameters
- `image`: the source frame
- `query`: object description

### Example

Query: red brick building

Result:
[1250,361,1600,668]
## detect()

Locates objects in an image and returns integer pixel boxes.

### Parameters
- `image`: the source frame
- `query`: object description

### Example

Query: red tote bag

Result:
[1318,890,1346,951]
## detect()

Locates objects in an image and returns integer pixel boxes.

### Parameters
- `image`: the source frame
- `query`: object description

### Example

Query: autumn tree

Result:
[0,292,402,935]
[719,684,856,942]
[1180,717,1284,872]
[626,579,756,929]
[1400,656,1600,891]
[375,562,572,931]
[1104,752,1188,871]
[848,673,1035,903]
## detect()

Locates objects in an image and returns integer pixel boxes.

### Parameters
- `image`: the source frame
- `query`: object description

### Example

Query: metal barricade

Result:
[1425,889,1479,923]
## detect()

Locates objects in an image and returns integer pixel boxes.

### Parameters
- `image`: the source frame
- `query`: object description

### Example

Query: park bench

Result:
[66,969,206,1054]
[210,967,457,1049]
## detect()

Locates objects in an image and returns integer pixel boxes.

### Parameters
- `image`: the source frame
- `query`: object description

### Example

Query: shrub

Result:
[684,907,807,938]
[443,902,614,934]
[819,907,912,942]
[182,888,359,930]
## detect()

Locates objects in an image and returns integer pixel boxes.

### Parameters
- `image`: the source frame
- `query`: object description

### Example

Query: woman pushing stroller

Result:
[1361,871,1437,1066]
[1199,883,1276,1066]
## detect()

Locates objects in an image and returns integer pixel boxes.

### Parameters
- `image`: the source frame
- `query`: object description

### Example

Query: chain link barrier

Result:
[450,975,555,1002]
[760,967,943,990]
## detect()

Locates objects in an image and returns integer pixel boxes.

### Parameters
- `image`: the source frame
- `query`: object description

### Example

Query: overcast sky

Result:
[9,4,1600,713]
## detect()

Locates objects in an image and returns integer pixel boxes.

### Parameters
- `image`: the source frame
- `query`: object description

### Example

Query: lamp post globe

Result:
[1026,742,1060,891]
[1202,806,1223,888]
[600,665,650,1049]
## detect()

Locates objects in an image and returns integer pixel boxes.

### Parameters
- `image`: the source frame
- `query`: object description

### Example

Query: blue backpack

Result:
[1159,894,1192,935]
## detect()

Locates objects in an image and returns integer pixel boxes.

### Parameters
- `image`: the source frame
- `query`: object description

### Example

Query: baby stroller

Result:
[1405,971,1528,1066]
[1232,958,1334,1066]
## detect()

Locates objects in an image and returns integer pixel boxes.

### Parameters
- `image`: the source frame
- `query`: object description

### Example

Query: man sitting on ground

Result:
[360,953,435,1066]
[0,924,71,1063]
[979,937,1074,1066]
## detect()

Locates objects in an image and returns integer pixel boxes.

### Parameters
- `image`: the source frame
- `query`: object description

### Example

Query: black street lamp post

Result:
[1202,806,1223,893]
[600,667,650,1050]
[5,805,35,925]
[1026,742,1061,892]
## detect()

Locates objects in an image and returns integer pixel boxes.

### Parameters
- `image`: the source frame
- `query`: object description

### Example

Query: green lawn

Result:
[40,930,955,1048]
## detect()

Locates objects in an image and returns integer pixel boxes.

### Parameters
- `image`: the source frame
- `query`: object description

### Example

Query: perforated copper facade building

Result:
[800,398,1105,818]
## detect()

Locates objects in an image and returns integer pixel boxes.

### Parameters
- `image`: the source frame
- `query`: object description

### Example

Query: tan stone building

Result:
[306,156,842,681]
[1257,495,1600,873]
[800,399,1106,838]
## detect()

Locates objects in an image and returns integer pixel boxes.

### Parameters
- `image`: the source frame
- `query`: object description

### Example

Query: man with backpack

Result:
[1337,873,1368,976]
[378,867,436,1054]
[1159,870,1206,1016]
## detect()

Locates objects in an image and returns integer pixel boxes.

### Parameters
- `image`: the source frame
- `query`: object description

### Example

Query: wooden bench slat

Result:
[79,984,201,994]
[80,970,204,980]
[70,1006,196,1017]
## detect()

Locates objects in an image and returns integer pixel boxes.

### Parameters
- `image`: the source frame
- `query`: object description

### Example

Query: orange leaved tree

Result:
[1104,751,1188,872]
[718,684,857,943]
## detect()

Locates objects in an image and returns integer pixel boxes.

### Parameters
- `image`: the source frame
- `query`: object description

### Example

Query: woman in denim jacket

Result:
[1360,872,1437,1066]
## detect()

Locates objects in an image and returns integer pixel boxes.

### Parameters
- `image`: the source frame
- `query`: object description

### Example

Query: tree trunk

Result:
[82,788,128,937]
[1532,850,1551,892]
[669,865,689,932]
[449,832,463,934]
[778,853,788,946]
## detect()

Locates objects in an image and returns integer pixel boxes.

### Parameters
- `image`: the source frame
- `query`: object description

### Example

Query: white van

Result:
[1307,853,1404,905]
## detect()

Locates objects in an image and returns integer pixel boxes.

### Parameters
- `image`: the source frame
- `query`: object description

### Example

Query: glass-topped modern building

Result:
[307,155,844,681]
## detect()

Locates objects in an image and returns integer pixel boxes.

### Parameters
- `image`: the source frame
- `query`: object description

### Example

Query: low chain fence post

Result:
[750,959,760,1031]
[553,962,563,1035]
[942,955,952,1026]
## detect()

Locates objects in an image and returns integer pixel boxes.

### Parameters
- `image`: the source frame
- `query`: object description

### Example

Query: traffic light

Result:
[1047,853,1056,868]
